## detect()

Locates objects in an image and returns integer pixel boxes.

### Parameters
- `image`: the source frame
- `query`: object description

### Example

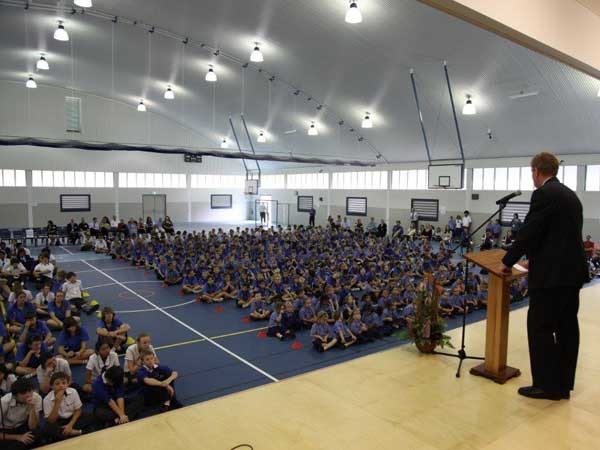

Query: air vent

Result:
[65,96,81,132]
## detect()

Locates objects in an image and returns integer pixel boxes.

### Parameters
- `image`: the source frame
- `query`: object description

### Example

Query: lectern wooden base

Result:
[464,250,528,384]
[470,363,521,384]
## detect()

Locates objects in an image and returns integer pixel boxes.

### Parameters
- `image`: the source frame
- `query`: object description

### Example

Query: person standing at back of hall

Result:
[501,152,588,401]
[309,207,316,227]
[410,208,419,230]
[259,203,267,225]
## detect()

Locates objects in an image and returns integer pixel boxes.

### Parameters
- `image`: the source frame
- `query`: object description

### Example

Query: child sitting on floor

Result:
[332,311,357,348]
[310,311,337,352]
[137,350,182,412]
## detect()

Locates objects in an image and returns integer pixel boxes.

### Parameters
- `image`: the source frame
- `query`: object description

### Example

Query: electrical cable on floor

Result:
[230,445,254,450]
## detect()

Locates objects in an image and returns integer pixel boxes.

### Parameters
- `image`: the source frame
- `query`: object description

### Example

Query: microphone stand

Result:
[432,203,507,378]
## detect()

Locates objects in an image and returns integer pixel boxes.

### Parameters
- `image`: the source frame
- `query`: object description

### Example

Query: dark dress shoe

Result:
[517,386,562,400]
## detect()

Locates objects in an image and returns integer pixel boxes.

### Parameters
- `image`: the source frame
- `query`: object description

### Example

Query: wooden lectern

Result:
[464,249,528,384]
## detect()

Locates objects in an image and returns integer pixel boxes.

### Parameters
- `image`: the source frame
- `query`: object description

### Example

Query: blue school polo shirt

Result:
[96,317,123,332]
[310,322,332,339]
[26,320,50,339]
[57,327,90,351]
[48,300,72,321]
[8,302,36,325]
[136,364,173,391]
[333,321,352,339]
[92,374,125,407]
[268,311,280,328]
[16,343,49,366]
[0,321,7,357]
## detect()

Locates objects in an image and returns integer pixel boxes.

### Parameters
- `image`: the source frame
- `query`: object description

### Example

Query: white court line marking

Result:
[81,260,279,383]
[85,280,163,290]
[59,246,74,255]
[75,266,140,274]
[116,300,197,314]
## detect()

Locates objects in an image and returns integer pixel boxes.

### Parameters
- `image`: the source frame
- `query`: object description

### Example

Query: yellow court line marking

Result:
[153,326,268,351]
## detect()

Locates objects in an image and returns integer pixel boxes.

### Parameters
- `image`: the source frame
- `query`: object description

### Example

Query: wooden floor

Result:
[47,284,600,450]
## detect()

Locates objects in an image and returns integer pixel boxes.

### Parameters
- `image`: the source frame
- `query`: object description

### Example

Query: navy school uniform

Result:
[332,320,354,342]
[379,308,395,336]
[349,319,372,343]
[298,305,316,328]
[16,342,49,367]
[310,322,334,350]
[137,363,181,407]
[48,300,72,321]
[7,302,36,325]
[92,374,143,425]
[57,326,90,352]
[362,311,383,339]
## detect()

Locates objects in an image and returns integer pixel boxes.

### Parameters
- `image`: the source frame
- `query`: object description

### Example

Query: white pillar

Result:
[326,169,331,219]
[26,170,33,228]
[385,171,391,235]
[187,172,192,223]
[114,179,120,220]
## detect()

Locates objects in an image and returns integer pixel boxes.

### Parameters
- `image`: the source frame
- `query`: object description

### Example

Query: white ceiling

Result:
[1,0,600,166]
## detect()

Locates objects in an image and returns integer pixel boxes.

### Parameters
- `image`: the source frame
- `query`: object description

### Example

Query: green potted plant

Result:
[400,276,453,353]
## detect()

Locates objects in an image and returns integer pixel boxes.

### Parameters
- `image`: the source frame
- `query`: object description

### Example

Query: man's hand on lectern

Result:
[500,263,512,274]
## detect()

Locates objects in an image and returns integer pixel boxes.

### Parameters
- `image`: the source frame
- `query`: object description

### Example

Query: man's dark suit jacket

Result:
[502,176,589,289]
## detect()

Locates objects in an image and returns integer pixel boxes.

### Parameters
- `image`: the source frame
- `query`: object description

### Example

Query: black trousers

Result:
[93,395,144,426]
[527,287,580,394]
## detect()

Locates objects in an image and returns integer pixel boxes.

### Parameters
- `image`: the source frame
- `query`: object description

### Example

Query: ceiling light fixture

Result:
[220,138,229,149]
[345,1,363,24]
[74,0,92,7]
[361,112,373,128]
[308,121,318,136]
[54,21,69,42]
[25,75,37,89]
[250,43,264,63]
[137,99,146,112]
[462,95,476,115]
[36,54,49,71]
[164,85,174,99]
[205,65,217,82]
[257,131,267,143]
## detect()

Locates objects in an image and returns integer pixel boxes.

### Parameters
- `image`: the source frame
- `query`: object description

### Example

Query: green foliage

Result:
[399,281,454,351]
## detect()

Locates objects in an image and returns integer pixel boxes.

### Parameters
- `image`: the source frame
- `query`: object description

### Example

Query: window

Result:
[520,167,534,191]
[391,169,428,190]
[494,168,507,191]
[0,169,26,187]
[65,97,82,133]
[507,167,520,190]
[346,197,367,216]
[260,174,285,189]
[297,195,314,212]
[586,165,600,191]
[332,171,387,190]
[472,168,483,190]
[287,172,329,190]
[210,194,233,209]
[191,174,245,189]
[32,170,113,188]
[557,166,577,191]
[120,172,186,189]
[411,198,439,221]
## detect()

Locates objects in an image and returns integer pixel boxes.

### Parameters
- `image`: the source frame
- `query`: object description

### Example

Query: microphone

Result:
[496,190,521,205]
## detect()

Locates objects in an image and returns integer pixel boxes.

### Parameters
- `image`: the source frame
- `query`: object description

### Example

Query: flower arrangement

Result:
[400,275,453,353]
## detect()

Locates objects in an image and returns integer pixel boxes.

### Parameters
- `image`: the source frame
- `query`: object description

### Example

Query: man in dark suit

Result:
[501,152,589,400]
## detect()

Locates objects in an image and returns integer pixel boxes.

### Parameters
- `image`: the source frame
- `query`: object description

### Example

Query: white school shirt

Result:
[62,280,83,300]
[0,391,43,429]
[462,215,472,228]
[95,240,107,250]
[0,373,17,394]
[86,351,120,379]
[110,219,119,228]
[33,291,55,306]
[36,357,72,388]
[8,289,33,305]
[34,262,55,279]
[124,344,156,373]
[43,387,82,420]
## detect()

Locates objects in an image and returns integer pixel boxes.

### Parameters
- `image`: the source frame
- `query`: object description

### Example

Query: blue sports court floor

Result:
[48,244,533,407]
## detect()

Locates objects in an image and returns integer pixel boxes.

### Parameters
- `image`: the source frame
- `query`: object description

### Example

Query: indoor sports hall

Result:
[0,1,599,450]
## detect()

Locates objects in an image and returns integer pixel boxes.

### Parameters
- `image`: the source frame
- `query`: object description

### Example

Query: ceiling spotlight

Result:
[25,76,37,89]
[220,138,229,149]
[205,65,217,82]
[345,1,363,24]
[250,43,264,63]
[74,0,92,7]
[257,131,267,143]
[137,100,146,112]
[308,121,318,136]
[164,85,174,99]
[462,95,476,115]
[54,21,69,42]
[36,54,49,71]
[361,112,373,128]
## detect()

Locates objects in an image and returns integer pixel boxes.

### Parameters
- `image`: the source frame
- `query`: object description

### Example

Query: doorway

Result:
[142,194,167,223]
